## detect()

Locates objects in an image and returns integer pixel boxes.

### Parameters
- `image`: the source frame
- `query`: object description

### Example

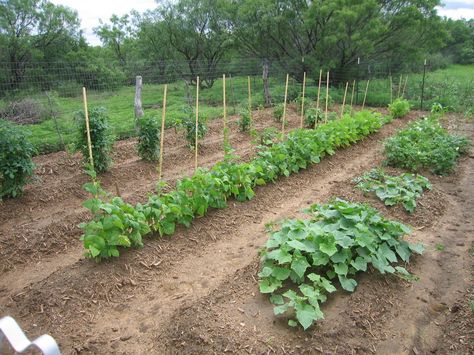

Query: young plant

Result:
[273,103,284,122]
[181,107,207,148]
[388,98,410,118]
[137,115,161,161]
[259,199,423,330]
[304,107,324,128]
[384,117,470,175]
[260,127,280,146]
[75,107,114,173]
[353,168,432,213]
[0,120,36,199]
[238,108,252,132]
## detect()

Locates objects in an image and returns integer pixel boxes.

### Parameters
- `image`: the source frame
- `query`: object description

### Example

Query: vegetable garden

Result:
[0,74,473,354]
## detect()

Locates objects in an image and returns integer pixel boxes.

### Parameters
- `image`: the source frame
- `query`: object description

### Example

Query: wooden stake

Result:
[340,81,349,118]
[247,76,252,123]
[389,75,393,103]
[402,75,408,98]
[158,84,167,180]
[315,69,322,129]
[82,87,94,169]
[300,72,306,128]
[282,73,289,135]
[324,71,329,123]
[223,74,228,149]
[350,80,356,114]
[397,74,402,98]
[362,80,370,110]
[195,76,199,172]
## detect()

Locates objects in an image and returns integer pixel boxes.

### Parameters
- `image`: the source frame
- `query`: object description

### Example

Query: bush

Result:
[238,108,251,132]
[0,120,36,199]
[181,107,207,148]
[273,103,284,122]
[137,115,161,161]
[75,107,114,173]
[388,98,410,118]
[384,117,470,175]
[304,107,324,128]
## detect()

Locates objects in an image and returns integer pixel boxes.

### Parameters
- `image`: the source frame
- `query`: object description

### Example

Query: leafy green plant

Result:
[259,198,423,330]
[304,107,324,128]
[384,117,470,175]
[80,110,386,260]
[388,98,410,118]
[75,107,114,173]
[260,127,280,146]
[238,108,252,132]
[180,107,207,148]
[353,168,432,213]
[273,103,284,122]
[0,120,36,199]
[137,115,161,161]
[435,243,445,251]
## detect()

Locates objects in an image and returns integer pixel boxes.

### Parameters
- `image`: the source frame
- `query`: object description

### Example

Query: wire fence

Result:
[0,57,472,155]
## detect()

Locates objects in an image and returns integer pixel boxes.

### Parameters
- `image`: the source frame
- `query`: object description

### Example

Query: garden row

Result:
[257,105,470,330]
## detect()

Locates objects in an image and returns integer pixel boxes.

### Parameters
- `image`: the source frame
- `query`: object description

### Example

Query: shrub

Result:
[388,98,410,118]
[181,107,207,148]
[238,109,251,132]
[384,117,470,175]
[137,115,161,161]
[0,120,36,199]
[273,103,284,122]
[75,107,114,173]
[304,107,324,128]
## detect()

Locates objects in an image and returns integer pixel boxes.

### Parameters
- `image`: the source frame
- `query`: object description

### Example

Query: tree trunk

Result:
[262,59,272,107]
[134,76,144,119]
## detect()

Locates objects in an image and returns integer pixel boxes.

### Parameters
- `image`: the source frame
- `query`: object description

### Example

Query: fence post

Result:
[420,59,427,110]
[134,76,144,119]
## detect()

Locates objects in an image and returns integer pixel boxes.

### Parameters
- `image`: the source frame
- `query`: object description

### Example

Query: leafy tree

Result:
[442,19,474,64]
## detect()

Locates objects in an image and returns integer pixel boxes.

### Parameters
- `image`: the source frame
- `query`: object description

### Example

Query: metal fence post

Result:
[420,59,427,111]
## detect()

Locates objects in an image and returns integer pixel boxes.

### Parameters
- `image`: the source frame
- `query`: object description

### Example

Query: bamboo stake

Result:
[362,80,370,110]
[158,84,167,180]
[195,76,199,172]
[389,75,393,103]
[315,69,322,129]
[340,81,349,118]
[282,73,289,135]
[350,80,356,114]
[324,71,329,123]
[223,74,228,149]
[300,72,306,128]
[247,76,252,123]
[82,87,94,169]
[402,75,408,98]
[397,74,402,98]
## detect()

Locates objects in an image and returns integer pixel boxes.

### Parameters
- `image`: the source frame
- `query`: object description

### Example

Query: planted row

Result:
[80,110,386,260]
[259,199,424,330]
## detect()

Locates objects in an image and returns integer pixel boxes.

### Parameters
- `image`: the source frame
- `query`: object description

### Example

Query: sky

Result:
[50,0,474,46]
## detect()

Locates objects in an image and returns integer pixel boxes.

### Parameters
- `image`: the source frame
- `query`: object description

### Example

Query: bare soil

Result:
[0,108,472,355]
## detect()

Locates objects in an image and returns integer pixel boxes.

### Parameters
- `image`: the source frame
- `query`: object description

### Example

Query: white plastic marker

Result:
[0,316,60,355]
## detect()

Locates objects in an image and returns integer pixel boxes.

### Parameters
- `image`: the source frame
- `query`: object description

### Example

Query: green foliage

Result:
[273,103,284,122]
[384,117,470,175]
[354,168,431,213]
[137,115,161,161]
[388,98,410,118]
[304,107,324,128]
[75,107,114,173]
[238,108,252,132]
[259,198,423,330]
[260,127,280,146]
[0,120,36,199]
[180,107,207,148]
[80,110,386,260]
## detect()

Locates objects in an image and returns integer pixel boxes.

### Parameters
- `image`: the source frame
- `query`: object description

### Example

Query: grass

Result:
[1,64,473,155]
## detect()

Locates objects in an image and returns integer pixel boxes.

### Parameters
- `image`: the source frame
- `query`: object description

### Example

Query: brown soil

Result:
[0,108,472,355]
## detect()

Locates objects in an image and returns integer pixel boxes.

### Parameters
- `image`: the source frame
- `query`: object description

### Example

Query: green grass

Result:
[1,64,473,155]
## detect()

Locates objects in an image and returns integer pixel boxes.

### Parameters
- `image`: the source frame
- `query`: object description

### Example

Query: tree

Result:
[0,0,81,90]
[94,14,133,66]
[443,19,474,64]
